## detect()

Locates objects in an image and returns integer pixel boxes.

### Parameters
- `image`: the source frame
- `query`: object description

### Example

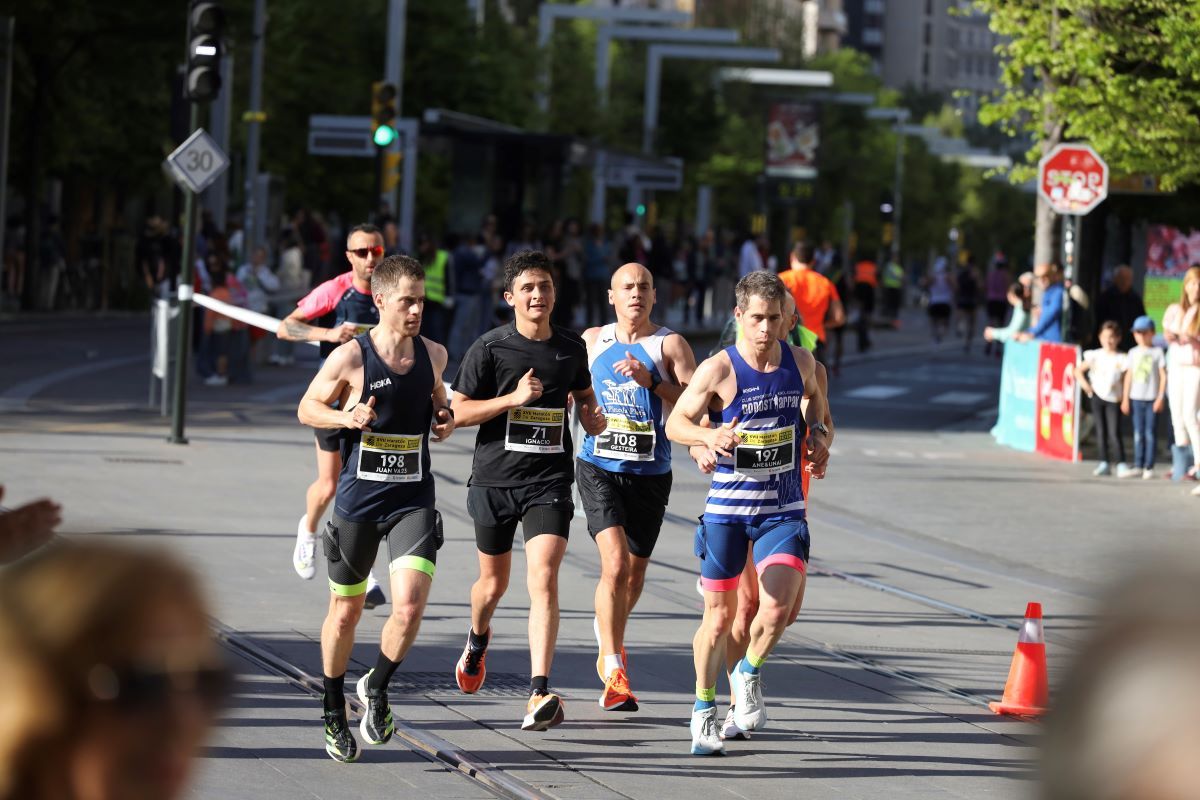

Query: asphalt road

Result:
[3,313,1198,800]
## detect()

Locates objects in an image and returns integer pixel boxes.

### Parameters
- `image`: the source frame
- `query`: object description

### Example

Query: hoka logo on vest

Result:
[370,378,392,391]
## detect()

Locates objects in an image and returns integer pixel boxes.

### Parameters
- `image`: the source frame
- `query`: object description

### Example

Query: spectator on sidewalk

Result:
[0,541,227,800]
[237,245,280,364]
[1121,315,1168,480]
[269,231,309,367]
[448,232,487,364]
[1017,262,1064,343]
[1077,320,1130,477]
[201,255,250,387]
[1095,266,1146,351]
[984,259,1011,357]
[582,223,612,328]
[417,231,453,344]
[737,233,764,278]
[982,281,1031,352]
[1162,266,1200,490]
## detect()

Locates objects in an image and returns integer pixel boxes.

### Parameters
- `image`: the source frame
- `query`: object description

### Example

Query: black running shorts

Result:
[324,503,442,596]
[314,425,342,453]
[467,479,574,556]
[575,458,672,558]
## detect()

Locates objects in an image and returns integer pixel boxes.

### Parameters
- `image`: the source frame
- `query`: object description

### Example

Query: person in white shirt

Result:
[738,235,764,278]
[1077,320,1129,476]
[1120,315,1167,480]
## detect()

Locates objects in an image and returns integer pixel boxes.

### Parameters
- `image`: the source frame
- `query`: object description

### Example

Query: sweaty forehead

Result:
[347,231,383,249]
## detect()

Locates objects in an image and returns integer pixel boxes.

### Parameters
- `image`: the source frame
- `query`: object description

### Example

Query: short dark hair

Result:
[793,242,815,265]
[503,249,553,293]
[346,223,382,247]
[371,254,424,296]
[1099,320,1122,337]
[735,270,786,311]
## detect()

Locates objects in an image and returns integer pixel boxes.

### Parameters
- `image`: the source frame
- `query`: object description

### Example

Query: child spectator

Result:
[1120,316,1168,479]
[982,281,1031,352]
[1077,320,1129,476]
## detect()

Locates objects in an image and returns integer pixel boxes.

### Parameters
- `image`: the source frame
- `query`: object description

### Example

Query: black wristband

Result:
[440,405,455,418]
[649,372,662,392]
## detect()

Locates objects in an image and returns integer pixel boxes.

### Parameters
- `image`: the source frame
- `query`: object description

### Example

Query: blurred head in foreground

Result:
[0,542,226,800]
[1041,560,1200,800]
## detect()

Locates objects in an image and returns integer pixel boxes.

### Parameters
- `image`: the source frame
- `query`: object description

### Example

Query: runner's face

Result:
[376,276,425,335]
[346,232,384,284]
[505,268,555,322]
[609,268,654,323]
[736,295,783,351]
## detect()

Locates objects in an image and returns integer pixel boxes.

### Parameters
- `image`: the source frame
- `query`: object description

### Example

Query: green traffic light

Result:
[373,125,397,147]
[636,203,646,216]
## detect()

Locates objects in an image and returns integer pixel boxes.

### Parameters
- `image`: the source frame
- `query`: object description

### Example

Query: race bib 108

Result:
[593,415,655,461]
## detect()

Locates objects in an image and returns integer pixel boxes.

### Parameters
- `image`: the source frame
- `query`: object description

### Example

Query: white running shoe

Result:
[293,515,317,580]
[1116,463,1138,479]
[1142,469,1155,480]
[731,666,766,732]
[690,707,724,756]
[1093,461,1111,476]
[721,705,750,740]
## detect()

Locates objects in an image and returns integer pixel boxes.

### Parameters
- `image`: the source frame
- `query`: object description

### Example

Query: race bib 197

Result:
[593,415,655,461]
[504,407,565,453]
[734,425,795,476]
[357,432,423,482]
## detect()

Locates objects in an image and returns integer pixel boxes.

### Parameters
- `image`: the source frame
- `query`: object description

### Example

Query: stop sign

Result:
[1038,143,1108,215]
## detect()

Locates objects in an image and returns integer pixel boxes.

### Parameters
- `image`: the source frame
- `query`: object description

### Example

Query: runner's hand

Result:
[615,351,652,388]
[344,395,377,431]
[706,416,740,457]
[0,487,61,565]
[805,431,829,471]
[511,368,543,406]
[690,445,717,474]
[328,321,359,344]
[580,403,607,436]
[431,406,455,442]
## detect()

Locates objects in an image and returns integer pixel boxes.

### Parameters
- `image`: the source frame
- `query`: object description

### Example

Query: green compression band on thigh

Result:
[329,577,369,597]
[390,554,436,578]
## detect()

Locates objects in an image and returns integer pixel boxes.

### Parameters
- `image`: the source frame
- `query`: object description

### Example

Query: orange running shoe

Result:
[455,639,487,694]
[598,667,638,712]
[521,691,565,731]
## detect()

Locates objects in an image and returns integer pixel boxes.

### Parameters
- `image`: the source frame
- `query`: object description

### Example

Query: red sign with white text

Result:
[1038,144,1108,216]
[1035,342,1081,461]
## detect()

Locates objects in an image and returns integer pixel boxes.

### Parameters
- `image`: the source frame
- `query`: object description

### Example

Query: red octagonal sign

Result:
[1038,143,1109,216]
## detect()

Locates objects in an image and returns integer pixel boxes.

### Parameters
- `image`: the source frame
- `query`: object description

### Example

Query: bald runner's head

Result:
[611,262,653,290]
[609,262,655,323]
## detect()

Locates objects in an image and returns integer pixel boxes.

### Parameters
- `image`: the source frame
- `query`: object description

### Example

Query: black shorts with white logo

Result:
[467,479,574,556]
[575,458,672,558]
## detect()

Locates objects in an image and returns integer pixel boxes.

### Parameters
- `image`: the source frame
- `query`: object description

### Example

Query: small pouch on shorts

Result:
[323,521,341,563]
[693,518,707,559]
[433,511,444,551]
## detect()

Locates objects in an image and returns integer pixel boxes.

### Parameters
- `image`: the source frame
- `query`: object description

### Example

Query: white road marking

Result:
[843,385,909,400]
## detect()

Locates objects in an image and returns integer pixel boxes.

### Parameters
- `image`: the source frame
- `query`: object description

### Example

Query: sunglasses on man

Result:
[349,246,385,258]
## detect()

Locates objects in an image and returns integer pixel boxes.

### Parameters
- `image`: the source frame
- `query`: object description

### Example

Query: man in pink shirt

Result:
[277,223,390,606]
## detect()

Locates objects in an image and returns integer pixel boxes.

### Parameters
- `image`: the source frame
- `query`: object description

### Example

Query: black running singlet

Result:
[335,334,434,522]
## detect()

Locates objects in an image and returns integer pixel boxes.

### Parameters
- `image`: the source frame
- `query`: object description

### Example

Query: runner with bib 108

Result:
[666,270,829,756]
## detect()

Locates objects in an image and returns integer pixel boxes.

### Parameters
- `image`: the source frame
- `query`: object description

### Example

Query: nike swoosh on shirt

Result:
[555,353,572,360]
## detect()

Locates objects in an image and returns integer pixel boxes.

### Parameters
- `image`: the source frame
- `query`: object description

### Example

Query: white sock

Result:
[603,653,623,676]
[366,570,379,590]
[297,515,315,539]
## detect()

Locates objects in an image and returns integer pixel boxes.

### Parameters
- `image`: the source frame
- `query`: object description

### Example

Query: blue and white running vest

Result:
[702,344,806,524]
[578,323,672,476]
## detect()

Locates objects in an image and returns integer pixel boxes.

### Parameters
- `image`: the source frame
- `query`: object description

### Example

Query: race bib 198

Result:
[504,407,565,453]
[734,425,795,476]
[357,432,423,482]
[593,415,655,461]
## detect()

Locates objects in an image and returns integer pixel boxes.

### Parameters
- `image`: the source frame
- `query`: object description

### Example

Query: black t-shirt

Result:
[452,322,591,488]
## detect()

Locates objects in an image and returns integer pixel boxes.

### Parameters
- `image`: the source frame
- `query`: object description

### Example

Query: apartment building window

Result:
[863,28,883,46]
[925,0,933,16]
[865,0,884,13]
[924,22,932,46]
[922,52,930,77]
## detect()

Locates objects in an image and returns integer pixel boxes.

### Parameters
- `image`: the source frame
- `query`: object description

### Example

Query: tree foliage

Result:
[975,0,1200,189]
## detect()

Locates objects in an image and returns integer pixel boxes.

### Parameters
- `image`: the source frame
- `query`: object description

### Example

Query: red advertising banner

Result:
[765,102,819,180]
[1035,342,1081,462]
[1144,224,1200,278]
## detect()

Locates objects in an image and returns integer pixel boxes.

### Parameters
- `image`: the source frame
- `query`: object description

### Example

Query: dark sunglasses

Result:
[87,663,233,712]
[349,246,384,258]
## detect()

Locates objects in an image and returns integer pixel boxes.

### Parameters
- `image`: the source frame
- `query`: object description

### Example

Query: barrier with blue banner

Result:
[992,340,1039,452]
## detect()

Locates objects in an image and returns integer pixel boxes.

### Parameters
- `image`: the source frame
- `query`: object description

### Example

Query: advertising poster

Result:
[1035,342,1081,462]
[991,340,1039,452]
[1143,224,1192,330]
[765,102,819,180]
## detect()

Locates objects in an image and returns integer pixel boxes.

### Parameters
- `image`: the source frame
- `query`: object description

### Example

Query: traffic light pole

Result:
[169,103,202,445]
[242,0,266,255]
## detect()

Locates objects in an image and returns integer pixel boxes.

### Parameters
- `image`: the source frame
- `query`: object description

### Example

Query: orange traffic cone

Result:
[989,602,1048,717]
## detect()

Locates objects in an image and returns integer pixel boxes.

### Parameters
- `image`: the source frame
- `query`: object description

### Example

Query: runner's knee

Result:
[474,573,509,606]
[328,596,364,632]
[388,600,423,632]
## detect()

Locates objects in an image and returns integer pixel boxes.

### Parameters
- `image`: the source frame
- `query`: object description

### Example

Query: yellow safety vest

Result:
[425,250,448,304]
[883,261,904,289]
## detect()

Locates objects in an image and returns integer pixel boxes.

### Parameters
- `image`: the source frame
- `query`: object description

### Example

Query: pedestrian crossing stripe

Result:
[842,385,909,400]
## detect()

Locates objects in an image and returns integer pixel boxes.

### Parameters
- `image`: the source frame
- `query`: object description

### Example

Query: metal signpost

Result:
[1038,143,1109,340]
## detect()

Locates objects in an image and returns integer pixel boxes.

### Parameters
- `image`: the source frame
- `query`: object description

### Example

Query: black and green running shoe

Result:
[356,672,394,745]
[323,704,360,763]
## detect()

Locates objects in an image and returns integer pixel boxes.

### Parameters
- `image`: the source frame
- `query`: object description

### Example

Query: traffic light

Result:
[372,82,398,147]
[184,0,225,102]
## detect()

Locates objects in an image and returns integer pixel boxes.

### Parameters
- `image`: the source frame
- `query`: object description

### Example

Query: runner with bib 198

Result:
[666,270,829,756]
[578,262,697,712]
[450,250,607,731]
[297,255,455,763]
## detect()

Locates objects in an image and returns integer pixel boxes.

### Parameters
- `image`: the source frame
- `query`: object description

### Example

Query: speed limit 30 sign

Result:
[164,128,230,195]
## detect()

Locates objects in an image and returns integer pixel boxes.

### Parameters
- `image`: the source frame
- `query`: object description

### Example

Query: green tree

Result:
[974,0,1200,264]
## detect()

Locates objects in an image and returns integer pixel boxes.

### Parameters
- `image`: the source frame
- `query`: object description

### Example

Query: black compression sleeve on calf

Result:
[323,673,346,711]
[367,652,403,693]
